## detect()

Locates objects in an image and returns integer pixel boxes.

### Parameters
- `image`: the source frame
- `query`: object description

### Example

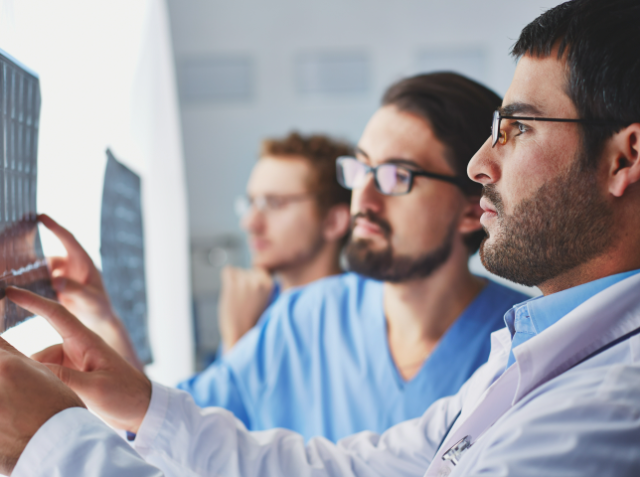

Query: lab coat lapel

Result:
[424,272,640,477]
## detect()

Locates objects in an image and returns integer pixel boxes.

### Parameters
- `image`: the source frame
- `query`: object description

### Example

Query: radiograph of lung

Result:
[100,150,153,364]
[0,50,56,332]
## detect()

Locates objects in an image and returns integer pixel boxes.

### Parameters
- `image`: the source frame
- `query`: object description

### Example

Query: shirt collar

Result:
[524,269,640,337]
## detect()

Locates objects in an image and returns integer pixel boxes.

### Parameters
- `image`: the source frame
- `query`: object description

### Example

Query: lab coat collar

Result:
[430,272,640,476]
[512,271,640,403]
[488,326,511,363]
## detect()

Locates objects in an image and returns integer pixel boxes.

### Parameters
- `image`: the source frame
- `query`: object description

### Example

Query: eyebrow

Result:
[499,102,545,117]
[355,147,369,158]
[355,147,423,170]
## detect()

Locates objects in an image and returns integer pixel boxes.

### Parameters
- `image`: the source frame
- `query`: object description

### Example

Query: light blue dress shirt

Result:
[178,273,527,442]
[504,268,640,368]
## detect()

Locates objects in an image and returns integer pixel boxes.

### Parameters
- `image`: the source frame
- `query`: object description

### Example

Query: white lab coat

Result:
[13,273,640,476]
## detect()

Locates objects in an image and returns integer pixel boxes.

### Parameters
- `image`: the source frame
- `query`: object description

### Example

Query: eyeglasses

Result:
[491,110,624,147]
[336,156,463,196]
[235,194,314,217]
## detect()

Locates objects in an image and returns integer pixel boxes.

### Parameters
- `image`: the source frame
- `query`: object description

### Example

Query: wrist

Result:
[115,373,152,434]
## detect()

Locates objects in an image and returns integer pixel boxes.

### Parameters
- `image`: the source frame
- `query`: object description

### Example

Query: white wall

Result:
[0,0,193,385]
[168,0,565,241]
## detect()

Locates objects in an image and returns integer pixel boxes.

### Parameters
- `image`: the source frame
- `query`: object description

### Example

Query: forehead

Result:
[503,53,576,117]
[247,155,312,195]
[357,105,452,173]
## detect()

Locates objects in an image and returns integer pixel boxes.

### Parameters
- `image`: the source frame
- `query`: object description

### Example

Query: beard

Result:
[480,157,613,287]
[344,210,455,283]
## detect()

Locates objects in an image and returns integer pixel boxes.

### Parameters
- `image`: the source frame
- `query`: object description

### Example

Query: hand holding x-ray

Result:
[41,214,144,371]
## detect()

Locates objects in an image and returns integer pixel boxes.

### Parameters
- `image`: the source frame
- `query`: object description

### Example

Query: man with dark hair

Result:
[10,3,640,465]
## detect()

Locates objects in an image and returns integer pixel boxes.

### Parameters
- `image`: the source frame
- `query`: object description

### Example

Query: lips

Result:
[479,197,498,228]
[479,197,497,215]
[352,217,385,238]
[250,237,270,251]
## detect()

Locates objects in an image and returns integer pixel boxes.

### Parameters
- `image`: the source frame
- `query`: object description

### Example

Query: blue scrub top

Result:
[178,273,528,442]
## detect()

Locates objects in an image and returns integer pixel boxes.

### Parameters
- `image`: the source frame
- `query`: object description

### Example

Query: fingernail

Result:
[52,277,66,292]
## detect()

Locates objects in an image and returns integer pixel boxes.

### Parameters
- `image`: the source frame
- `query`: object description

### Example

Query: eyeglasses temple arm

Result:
[499,115,624,124]
[414,170,466,188]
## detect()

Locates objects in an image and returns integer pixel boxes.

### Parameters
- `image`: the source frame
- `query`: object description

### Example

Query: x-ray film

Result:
[100,150,152,364]
[0,49,56,333]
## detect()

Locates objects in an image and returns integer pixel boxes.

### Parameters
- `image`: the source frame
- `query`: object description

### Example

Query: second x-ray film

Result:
[100,150,153,364]
[0,49,56,333]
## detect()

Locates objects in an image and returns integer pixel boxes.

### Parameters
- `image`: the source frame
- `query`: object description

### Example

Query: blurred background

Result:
[0,0,563,384]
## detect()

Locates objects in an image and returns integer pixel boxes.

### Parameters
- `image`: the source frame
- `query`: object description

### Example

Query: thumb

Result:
[52,276,100,302]
[31,343,65,367]
[47,256,68,275]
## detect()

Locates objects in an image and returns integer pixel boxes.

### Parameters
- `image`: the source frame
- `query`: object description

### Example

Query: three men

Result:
[2,0,639,474]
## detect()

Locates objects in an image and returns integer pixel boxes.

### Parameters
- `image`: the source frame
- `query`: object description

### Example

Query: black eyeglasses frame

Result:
[336,156,464,196]
[491,110,627,147]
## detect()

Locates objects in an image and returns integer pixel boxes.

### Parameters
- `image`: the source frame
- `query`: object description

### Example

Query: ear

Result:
[607,123,640,198]
[457,195,483,235]
[322,204,351,242]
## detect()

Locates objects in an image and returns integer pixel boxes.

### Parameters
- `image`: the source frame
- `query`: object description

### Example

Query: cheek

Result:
[500,154,557,214]
[268,210,320,245]
[500,131,579,213]
[388,191,458,250]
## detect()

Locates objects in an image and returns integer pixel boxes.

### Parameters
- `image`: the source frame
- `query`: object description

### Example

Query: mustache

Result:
[482,184,505,216]
[350,210,392,238]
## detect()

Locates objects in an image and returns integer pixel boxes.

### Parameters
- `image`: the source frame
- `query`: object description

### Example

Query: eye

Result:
[514,121,529,136]
[395,167,411,184]
[265,196,286,210]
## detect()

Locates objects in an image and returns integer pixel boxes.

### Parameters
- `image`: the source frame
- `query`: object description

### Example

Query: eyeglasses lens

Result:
[491,110,500,147]
[376,164,410,195]
[337,157,368,190]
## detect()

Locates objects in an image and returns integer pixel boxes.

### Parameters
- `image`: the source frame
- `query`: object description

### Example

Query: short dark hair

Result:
[260,131,352,215]
[511,0,640,167]
[382,72,502,254]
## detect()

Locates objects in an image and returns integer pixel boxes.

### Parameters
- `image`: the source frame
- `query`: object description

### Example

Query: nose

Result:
[241,207,264,234]
[467,136,501,185]
[351,172,384,215]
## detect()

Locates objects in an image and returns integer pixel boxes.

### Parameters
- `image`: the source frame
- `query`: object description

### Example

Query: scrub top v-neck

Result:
[178,273,528,442]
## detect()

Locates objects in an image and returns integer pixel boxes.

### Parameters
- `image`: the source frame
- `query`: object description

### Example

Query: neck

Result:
[383,240,485,380]
[539,241,640,296]
[276,242,342,291]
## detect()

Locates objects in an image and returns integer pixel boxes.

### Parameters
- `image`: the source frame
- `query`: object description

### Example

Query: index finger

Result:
[38,214,91,262]
[5,286,93,342]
